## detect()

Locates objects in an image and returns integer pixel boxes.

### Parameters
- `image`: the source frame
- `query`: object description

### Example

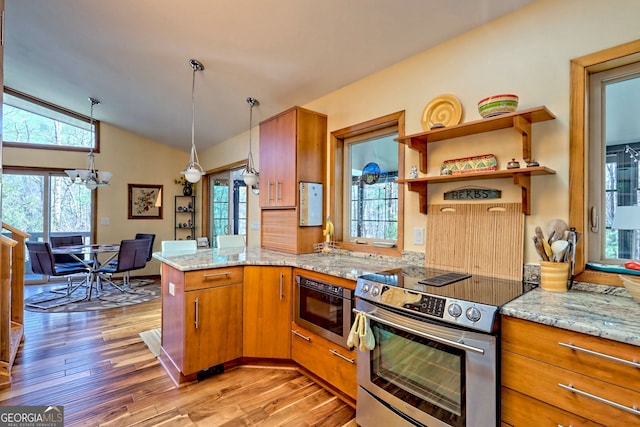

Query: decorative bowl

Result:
[619,274,640,303]
[477,94,519,118]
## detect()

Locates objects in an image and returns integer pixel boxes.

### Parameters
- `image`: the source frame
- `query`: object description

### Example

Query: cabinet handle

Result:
[268,182,274,202]
[276,181,281,201]
[557,424,573,427]
[194,297,199,329]
[558,383,640,415]
[202,272,231,279]
[291,329,311,342]
[329,349,355,364]
[279,272,284,301]
[558,341,640,368]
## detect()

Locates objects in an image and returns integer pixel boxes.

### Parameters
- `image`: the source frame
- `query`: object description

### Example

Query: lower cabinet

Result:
[291,323,357,400]
[243,266,292,359]
[160,264,243,384]
[501,316,640,426]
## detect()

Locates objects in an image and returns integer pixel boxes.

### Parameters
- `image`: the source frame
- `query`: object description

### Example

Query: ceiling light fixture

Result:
[65,98,112,190]
[243,97,260,189]
[182,59,206,183]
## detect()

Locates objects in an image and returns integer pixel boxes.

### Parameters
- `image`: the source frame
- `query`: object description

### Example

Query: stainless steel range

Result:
[354,266,535,427]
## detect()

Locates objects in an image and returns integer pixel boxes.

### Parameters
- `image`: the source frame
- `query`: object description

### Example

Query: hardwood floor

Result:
[0,283,356,426]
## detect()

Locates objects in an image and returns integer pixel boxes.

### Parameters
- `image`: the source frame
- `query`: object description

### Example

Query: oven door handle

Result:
[354,309,485,355]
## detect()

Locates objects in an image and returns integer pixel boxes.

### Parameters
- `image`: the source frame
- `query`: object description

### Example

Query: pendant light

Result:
[243,97,259,187]
[181,59,206,183]
[65,98,112,190]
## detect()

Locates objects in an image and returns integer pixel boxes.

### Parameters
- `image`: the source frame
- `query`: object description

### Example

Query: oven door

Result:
[294,280,352,348]
[356,299,497,427]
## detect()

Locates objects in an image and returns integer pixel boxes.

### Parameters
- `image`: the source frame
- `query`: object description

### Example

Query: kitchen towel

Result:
[348,312,375,351]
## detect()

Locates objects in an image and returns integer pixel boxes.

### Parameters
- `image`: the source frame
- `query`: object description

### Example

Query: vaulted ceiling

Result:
[5,0,535,152]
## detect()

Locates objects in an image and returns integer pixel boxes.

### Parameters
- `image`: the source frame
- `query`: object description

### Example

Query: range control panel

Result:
[355,278,497,333]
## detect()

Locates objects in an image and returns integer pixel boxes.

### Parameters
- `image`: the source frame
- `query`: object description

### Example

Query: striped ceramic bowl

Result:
[477,94,519,118]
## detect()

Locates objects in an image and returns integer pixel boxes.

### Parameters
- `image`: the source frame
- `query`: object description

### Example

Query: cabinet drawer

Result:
[502,317,640,390]
[502,350,640,425]
[291,324,357,399]
[184,266,243,291]
[501,386,604,427]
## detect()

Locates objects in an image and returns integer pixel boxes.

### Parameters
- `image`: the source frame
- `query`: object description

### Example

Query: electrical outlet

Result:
[251,221,260,230]
[413,227,425,245]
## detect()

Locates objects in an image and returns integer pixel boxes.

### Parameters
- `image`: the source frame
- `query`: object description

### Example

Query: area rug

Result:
[24,279,160,313]
[140,328,161,357]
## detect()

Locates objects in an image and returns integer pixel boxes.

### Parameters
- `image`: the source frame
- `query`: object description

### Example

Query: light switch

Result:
[100,217,110,225]
[413,227,425,245]
[169,282,175,296]
[251,221,260,230]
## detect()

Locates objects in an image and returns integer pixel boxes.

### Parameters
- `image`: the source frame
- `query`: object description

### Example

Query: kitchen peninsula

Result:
[153,247,640,423]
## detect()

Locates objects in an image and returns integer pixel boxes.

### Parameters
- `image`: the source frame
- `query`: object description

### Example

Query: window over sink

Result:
[330,111,405,255]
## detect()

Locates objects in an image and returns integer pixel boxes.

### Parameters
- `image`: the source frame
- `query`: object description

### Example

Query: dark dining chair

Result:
[25,241,91,307]
[96,238,152,297]
[134,233,156,262]
[50,234,89,268]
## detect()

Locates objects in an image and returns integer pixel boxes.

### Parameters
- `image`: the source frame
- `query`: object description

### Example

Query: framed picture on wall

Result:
[128,184,163,219]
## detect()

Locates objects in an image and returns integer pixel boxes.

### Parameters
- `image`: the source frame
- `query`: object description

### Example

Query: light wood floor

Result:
[0,283,356,426]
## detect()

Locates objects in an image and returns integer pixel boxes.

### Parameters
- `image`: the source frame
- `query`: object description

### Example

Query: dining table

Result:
[52,243,120,300]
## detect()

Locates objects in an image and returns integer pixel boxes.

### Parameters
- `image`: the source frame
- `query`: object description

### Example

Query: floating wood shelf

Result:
[396,106,556,215]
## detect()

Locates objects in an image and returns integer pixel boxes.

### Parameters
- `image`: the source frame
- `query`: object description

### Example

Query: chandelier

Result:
[243,97,259,188]
[65,98,112,190]
[181,59,206,183]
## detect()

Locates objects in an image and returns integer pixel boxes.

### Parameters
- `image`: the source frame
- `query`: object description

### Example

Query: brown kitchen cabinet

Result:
[159,264,243,386]
[396,106,556,215]
[291,323,357,401]
[501,316,640,426]
[243,266,292,359]
[259,106,327,253]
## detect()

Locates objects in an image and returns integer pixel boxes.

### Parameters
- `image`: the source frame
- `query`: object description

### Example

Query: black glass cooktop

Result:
[358,266,534,307]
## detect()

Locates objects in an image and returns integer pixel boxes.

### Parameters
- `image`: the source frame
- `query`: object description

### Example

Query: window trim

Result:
[570,39,640,286]
[329,111,405,257]
[3,87,100,153]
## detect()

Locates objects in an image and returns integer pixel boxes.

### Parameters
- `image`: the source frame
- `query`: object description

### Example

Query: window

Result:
[204,166,247,248]
[3,88,97,151]
[1,169,94,283]
[569,39,640,282]
[330,111,405,255]
[588,63,640,263]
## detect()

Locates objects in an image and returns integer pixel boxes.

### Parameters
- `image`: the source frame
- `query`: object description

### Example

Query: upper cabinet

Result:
[396,106,556,215]
[259,106,327,209]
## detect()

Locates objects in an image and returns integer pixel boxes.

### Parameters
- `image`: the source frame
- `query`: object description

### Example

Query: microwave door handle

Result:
[354,309,485,355]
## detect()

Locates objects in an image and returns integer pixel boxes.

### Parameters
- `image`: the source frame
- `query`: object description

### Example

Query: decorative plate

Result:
[421,94,463,131]
[441,154,498,175]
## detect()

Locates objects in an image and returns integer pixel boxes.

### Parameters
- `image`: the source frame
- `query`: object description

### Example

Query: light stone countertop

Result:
[153,247,640,346]
[501,282,640,346]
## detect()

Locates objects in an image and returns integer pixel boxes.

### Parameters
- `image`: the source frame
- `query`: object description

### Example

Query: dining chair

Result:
[135,233,156,262]
[216,234,246,249]
[161,240,197,252]
[25,241,91,307]
[50,234,91,268]
[95,238,152,297]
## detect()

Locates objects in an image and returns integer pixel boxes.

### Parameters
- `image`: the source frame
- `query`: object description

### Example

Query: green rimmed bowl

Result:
[477,94,519,118]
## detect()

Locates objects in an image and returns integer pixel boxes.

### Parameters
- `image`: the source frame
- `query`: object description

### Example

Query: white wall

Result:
[202,0,640,263]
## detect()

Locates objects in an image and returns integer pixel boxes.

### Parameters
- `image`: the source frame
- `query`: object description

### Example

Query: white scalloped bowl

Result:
[619,274,640,303]
[477,94,519,118]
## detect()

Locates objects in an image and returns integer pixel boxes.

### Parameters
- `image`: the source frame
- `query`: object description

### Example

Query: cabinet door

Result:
[259,109,297,208]
[183,283,243,374]
[243,266,292,358]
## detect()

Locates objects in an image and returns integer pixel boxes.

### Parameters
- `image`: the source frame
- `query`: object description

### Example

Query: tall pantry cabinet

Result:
[259,106,327,254]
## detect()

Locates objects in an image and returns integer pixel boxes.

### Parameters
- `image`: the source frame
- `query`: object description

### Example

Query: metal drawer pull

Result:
[203,272,231,279]
[329,349,355,364]
[194,297,199,329]
[558,341,640,368]
[558,383,640,415]
[354,309,484,355]
[291,329,311,342]
[279,272,284,301]
[557,425,573,427]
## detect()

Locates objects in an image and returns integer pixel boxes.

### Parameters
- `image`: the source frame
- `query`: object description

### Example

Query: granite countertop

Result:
[153,247,640,347]
[152,247,410,281]
[501,282,640,346]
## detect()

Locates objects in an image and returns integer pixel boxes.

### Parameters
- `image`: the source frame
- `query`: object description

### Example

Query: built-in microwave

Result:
[293,275,353,348]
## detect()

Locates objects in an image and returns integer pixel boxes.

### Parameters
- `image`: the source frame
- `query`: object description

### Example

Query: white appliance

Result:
[299,182,323,226]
